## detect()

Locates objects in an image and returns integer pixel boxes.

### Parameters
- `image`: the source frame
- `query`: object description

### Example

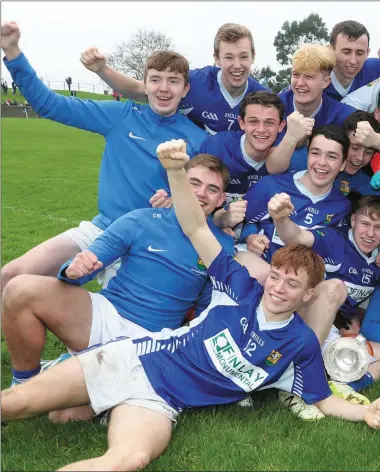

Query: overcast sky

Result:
[2,1,380,88]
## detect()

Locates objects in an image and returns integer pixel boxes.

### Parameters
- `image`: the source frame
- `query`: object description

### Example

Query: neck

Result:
[294,96,322,118]
[244,138,268,163]
[332,67,353,88]
[262,299,293,323]
[221,74,246,99]
[300,172,332,196]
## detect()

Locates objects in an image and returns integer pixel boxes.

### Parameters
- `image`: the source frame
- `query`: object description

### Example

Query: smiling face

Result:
[351,211,380,254]
[333,33,369,83]
[305,135,346,193]
[186,166,226,216]
[291,69,330,108]
[263,266,314,320]
[238,104,285,158]
[145,68,190,116]
[344,132,376,175]
[214,38,254,95]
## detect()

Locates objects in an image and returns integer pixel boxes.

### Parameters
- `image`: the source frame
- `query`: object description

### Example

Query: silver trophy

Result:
[323,334,370,383]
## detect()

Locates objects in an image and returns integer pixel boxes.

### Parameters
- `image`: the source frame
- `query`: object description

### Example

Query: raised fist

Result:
[354,121,378,149]
[80,47,107,73]
[65,250,103,279]
[286,111,315,142]
[156,139,188,170]
[268,193,294,221]
[0,21,21,55]
[225,199,247,227]
[246,234,270,256]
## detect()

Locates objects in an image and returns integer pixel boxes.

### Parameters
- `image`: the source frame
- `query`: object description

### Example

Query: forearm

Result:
[316,395,367,422]
[275,217,313,247]
[98,65,147,102]
[2,45,21,61]
[265,134,298,174]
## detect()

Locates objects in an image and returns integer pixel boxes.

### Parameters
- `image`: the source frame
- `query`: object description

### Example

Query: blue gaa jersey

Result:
[200,130,269,202]
[58,208,234,332]
[135,249,331,411]
[334,170,380,196]
[241,170,351,261]
[279,88,355,130]
[311,227,380,317]
[325,58,380,101]
[179,66,268,135]
[5,53,207,231]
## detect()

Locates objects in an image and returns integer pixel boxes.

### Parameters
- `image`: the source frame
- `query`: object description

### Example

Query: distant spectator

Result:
[11,99,17,106]
[2,79,8,95]
[4,98,12,106]
[65,76,72,91]
[70,90,77,97]
[112,90,121,101]
[12,81,17,95]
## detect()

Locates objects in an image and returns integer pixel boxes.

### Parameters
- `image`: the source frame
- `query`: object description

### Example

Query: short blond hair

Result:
[292,44,336,74]
[214,23,255,58]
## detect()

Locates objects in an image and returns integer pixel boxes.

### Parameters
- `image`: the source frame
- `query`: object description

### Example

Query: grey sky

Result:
[2,1,380,88]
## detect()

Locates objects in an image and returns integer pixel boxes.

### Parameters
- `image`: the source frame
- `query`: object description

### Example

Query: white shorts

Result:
[77,337,178,422]
[64,221,121,287]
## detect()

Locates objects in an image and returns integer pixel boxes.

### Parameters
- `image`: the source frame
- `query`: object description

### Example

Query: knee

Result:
[319,279,347,305]
[2,274,39,314]
[106,449,152,471]
[1,260,25,291]
[1,388,29,422]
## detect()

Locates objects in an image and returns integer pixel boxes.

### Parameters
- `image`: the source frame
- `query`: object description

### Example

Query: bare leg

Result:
[2,274,93,371]
[58,404,173,471]
[1,233,81,292]
[1,356,89,422]
[299,279,348,345]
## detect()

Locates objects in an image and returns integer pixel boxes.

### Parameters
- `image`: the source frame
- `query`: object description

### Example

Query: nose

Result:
[348,52,358,65]
[158,79,169,91]
[353,149,364,163]
[365,224,375,238]
[232,57,241,68]
[296,75,306,86]
[274,279,286,293]
[195,186,207,199]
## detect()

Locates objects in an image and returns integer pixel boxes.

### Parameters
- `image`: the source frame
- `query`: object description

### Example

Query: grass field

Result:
[1,89,126,104]
[2,117,380,471]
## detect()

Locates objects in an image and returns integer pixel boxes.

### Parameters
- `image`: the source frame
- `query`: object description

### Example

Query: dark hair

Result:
[144,51,189,86]
[353,196,380,221]
[308,125,350,161]
[330,21,370,47]
[185,154,231,191]
[214,23,255,58]
[343,110,380,135]
[239,91,285,121]
[377,90,380,110]
[271,244,325,289]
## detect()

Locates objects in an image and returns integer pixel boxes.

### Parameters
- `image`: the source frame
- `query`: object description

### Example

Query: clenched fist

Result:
[65,250,103,279]
[354,121,380,149]
[149,189,173,209]
[268,193,294,221]
[225,199,247,227]
[0,21,21,59]
[156,139,188,170]
[246,234,270,256]
[80,47,107,73]
[286,111,315,143]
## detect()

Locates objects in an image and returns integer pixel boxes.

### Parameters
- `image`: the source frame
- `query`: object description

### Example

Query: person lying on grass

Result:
[2,139,380,472]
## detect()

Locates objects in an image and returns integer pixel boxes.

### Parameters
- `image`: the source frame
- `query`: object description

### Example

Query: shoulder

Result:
[189,66,216,83]
[362,58,380,73]
[247,76,269,92]
[293,315,321,355]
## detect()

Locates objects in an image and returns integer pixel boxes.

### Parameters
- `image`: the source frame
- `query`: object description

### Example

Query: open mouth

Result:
[269,294,286,302]
[230,71,245,78]
[313,168,329,178]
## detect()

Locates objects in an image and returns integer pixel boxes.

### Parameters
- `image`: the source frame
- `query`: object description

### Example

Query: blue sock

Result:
[11,365,41,381]
[348,372,374,392]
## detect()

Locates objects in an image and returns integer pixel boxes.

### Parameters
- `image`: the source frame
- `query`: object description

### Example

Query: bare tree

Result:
[107,29,174,80]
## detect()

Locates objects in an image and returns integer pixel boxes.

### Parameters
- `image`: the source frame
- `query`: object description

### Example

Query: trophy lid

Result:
[323,335,369,383]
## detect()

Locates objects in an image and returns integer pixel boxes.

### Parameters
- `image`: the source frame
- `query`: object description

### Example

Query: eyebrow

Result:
[189,177,221,192]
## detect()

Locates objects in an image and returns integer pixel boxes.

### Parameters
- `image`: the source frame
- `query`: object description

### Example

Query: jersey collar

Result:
[146,105,180,125]
[217,69,248,109]
[292,94,323,119]
[256,302,294,331]
[348,228,379,264]
[293,170,332,203]
[240,134,266,170]
[330,71,353,98]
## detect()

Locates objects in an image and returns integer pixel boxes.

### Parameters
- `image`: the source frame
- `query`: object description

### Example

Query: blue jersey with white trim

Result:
[200,130,269,202]
[279,88,355,128]
[58,208,234,332]
[334,170,380,196]
[5,53,207,231]
[341,77,380,112]
[241,171,351,261]
[179,66,268,135]
[136,249,331,411]
[325,59,380,101]
[311,227,380,317]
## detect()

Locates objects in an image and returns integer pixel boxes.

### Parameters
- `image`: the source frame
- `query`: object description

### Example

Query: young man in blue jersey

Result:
[80,23,268,135]
[2,154,234,414]
[325,21,380,102]
[239,125,351,260]
[2,140,380,472]
[334,111,380,196]
[0,21,207,291]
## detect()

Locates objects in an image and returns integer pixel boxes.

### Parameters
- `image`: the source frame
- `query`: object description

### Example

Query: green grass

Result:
[2,118,380,471]
[1,89,126,104]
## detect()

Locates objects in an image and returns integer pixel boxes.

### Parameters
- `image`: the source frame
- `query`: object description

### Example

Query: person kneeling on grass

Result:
[2,139,380,472]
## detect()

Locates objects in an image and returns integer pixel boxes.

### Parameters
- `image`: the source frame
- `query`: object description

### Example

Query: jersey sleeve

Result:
[334,103,356,127]
[294,330,331,404]
[57,211,141,285]
[240,177,272,240]
[4,53,125,135]
[207,248,263,306]
[341,81,378,111]
[351,172,380,195]
[200,134,225,159]
[371,152,380,173]
[310,228,336,259]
